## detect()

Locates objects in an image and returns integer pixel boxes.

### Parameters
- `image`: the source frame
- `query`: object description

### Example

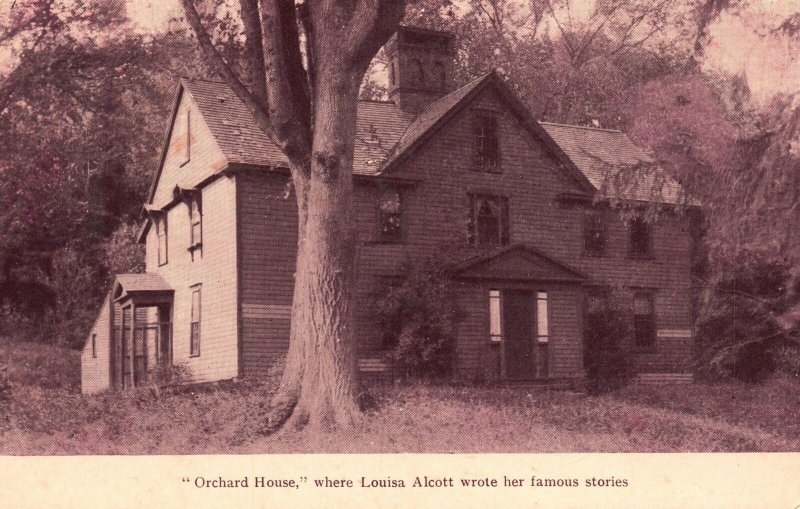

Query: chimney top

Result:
[385,26,457,113]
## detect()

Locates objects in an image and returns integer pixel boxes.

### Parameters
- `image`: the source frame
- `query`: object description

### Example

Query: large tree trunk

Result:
[269,72,364,430]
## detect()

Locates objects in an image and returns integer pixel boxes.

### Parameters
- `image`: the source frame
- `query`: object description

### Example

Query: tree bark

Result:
[269,71,365,429]
[180,0,405,431]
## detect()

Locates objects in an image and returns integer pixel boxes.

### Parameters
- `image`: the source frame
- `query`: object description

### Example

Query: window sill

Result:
[188,243,202,252]
[158,261,168,267]
[189,354,200,358]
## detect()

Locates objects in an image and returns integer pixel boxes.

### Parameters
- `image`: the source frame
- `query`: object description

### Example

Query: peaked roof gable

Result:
[380,72,595,193]
[454,244,586,283]
[145,81,230,207]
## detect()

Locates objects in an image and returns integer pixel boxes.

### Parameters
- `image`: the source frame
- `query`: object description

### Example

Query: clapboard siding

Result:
[385,87,693,377]
[81,293,112,394]
[237,172,297,376]
[144,91,239,384]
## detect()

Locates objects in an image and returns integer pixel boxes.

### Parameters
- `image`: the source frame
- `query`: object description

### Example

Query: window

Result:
[408,58,424,87]
[469,194,509,246]
[156,215,168,266]
[633,290,655,348]
[91,333,97,358]
[473,115,499,171]
[629,216,651,257]
[189,196,202,250]
[433,61,446,90]
[584,209,606,256]
[536,292,549,343]
[190,286,201,357]
[182,109,191,165]
[489,290,502,343]
[378,188,402,243]
[535,291,549,379]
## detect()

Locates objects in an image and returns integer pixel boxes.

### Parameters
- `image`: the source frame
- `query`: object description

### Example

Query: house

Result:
[81,26,695,394]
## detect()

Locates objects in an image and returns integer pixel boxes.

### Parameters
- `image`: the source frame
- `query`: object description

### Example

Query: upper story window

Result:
[633,289,656,348]
[473,114,499,172]
[156,215,168,266]
[189,195,202,252]
[378,188,402,243]
[91,333,97,358]
[629,216,651,258]
[190,285,201,357]
[584,209,606,256]
[469,194,509,246]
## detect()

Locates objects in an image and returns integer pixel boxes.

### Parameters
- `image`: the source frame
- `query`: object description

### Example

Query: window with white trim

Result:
[190,285,201,357]
[156,215,168,266]
[489,289,502,343]
[189,196,202,251]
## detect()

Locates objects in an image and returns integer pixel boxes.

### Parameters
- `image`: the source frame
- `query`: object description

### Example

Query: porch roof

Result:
[112,273,174,305]
[452,244,587,283]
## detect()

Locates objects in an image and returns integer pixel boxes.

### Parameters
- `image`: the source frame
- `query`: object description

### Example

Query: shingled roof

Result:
[113,273,173,295]
[540,122,685,203]
[175,77,684,203]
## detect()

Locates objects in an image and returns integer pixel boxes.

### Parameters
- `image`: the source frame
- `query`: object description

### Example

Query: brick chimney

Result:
[385,26,456,113]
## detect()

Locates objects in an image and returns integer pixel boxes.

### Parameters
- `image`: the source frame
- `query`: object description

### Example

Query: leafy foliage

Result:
[697,254,800,382]
[370,262,457,380]
[584,297,632,394]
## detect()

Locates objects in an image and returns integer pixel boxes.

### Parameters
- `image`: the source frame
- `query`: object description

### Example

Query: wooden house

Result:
[81,27,695,394]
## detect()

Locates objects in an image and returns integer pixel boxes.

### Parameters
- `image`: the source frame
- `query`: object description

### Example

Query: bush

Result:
[697,255,800,382]
[584,303,632,394]
[371,261,457,381]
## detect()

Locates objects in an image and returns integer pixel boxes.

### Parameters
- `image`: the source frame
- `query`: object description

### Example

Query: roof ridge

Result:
[539,121,623,133]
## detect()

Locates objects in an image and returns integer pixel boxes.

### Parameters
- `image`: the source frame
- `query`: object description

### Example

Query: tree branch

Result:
[238,0,268,105]
[180,0,311,173]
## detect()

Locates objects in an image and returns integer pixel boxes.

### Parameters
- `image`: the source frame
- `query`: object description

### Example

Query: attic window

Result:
[181,109,191,166]
[473,115,499,172]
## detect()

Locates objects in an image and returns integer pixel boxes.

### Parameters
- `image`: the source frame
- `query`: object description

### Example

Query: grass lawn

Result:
[1,337,798,454]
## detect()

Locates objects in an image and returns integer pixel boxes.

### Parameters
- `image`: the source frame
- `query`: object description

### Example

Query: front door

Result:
[503,290,536,380]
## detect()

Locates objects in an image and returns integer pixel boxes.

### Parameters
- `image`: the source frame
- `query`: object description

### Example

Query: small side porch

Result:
[110,274,174,390]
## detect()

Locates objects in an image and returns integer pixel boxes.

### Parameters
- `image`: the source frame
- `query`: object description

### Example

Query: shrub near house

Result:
[82,26,695,393]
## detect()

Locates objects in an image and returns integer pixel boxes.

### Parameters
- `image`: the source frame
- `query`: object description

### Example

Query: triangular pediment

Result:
[454,244,586,283]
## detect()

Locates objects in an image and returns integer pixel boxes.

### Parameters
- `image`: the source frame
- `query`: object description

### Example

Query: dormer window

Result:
[473,115,499,172]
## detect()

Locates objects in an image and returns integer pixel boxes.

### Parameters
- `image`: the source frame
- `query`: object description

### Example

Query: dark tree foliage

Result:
[0,1,211,346]
[697,255,800,382]
[371,262,457,381]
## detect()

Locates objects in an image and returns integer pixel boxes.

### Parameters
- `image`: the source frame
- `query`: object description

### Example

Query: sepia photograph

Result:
[1,0,799,464]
